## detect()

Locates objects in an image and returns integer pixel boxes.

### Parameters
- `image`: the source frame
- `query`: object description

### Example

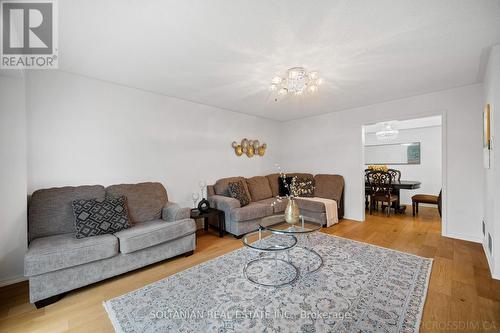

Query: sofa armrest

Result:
[162,202,190,222]
[208,195,240,218]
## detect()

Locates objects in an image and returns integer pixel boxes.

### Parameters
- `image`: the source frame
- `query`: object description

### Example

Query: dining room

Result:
[363,116,443,219]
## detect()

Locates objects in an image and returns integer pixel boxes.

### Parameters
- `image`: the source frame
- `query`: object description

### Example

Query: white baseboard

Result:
[442,231,482,243]
[0,275,27,288]
[482,240,500,280]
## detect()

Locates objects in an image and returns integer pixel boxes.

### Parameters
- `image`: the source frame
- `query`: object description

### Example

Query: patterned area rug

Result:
[104,233,432,333]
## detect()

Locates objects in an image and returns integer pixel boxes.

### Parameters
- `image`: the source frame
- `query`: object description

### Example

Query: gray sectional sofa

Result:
[25,182,196,307]
[207,173,344,237]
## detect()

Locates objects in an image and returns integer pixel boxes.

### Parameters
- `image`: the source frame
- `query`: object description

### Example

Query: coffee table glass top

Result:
[259,215,322,234]
[242,229,297,252]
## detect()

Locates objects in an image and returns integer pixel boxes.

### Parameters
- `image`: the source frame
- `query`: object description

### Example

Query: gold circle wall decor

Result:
[246,146,254,157]
[235,145,243,156]
[232,139,267,158]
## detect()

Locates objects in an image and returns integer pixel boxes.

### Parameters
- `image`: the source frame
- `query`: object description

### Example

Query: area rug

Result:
[104,233,432,333]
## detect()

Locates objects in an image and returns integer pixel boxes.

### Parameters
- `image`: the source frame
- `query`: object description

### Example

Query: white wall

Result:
[483,44,500,279]
[280,84,484,243]
[0,74,27,286]
[0,71,487,286]
[364,125,442,205]
[26,71,281,208]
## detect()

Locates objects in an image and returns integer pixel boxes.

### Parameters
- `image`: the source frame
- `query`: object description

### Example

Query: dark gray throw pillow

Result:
[228,181,251,207]
[72,196,130,239]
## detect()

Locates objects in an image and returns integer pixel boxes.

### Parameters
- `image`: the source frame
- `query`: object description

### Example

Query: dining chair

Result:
[366,171,399,217]
[386,169,401,211]
[364,169,372,210]
[412,189,442,217]
[387,169,401,182]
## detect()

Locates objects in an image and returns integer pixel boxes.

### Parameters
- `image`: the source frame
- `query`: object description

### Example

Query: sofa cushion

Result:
[214,177,251,199]
[106,182,167,224]
[28,185,106,242]
[266,173,281,197]
[289,173,314,181]
[25,233,118,276]
[257,198,287,213]
[246,176,273,201]
[314,174,344,201]
[228,181,251,207]
[72,196,130,239]
[296,176,315,197]
[114,219,196,254]
[231,202,273,222]
[296,198,327,213]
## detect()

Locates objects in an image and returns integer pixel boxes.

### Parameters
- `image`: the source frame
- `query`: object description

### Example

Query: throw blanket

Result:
[298,197,339,227]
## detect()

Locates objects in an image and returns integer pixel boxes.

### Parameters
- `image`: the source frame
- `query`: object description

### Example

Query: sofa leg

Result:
[233,234,244,239]
[34,293,67,309]
[184,250,194,257]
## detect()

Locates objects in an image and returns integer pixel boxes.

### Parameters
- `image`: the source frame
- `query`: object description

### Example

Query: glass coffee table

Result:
[260,215,324,275]
[242,229,299,287]
[242,215,323,287]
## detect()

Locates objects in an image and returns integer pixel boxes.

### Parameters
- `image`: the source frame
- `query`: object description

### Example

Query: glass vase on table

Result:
[198,180,207,199]
[192,192,200,210]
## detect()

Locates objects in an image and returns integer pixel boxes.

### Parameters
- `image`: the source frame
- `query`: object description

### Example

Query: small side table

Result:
[190,208,225,238]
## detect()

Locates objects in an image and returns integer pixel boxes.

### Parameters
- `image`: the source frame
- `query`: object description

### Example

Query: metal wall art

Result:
[231,139,267,157]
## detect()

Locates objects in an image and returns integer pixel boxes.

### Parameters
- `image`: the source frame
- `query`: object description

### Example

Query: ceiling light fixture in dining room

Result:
[269,67,322,97]
[376,122,399,141]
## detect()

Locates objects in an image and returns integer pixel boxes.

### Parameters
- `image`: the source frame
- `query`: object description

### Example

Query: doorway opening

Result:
[362,115,443,223]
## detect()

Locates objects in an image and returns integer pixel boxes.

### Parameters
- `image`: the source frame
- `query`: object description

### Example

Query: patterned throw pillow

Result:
[296,177,315,197]
[72,196,130,239]
[228,181,251,207]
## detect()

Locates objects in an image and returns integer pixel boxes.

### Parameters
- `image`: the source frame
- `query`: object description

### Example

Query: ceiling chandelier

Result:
[376,122,399,141]
[270,67,322,97]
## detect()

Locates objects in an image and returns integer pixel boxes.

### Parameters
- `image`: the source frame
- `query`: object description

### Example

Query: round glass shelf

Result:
[242,229,297,252]
[242,229,299,287]
[259,214,322,234]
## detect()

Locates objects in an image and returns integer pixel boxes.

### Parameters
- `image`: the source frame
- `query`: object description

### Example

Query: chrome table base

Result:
[243,256,299,287]
[243,236,323,287]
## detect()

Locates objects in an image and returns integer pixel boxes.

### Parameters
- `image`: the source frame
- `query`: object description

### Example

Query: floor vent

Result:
[488,233,492,254]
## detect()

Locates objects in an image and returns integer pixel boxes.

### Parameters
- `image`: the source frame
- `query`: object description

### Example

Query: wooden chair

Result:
[364,169,372,210]
[412,190,442,217]
[387,169,401,182]
[386,169,401,211]
[366,171,399,217]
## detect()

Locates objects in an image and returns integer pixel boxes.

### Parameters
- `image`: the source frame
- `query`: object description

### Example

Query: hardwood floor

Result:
[1,206,499,332]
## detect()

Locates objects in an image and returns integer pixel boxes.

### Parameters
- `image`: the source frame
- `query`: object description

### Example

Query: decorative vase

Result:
[285,199,300,224]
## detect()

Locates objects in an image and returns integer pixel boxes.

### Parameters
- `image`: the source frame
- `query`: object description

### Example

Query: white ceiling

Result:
[57,0,500,121]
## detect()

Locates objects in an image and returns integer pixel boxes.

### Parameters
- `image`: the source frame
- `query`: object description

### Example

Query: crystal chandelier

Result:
[376,122,399,141]
[270,67,322,96]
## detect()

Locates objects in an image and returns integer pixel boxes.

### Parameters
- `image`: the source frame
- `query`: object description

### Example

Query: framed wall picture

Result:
[483,104,491,169]
[484,104,491,149]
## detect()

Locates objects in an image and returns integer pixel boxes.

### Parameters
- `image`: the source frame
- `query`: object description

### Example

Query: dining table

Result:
[365,180,421,214]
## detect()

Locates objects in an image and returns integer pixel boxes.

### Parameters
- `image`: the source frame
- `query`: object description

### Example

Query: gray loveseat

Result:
[25,182,196,307]
[207,173,344,237]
